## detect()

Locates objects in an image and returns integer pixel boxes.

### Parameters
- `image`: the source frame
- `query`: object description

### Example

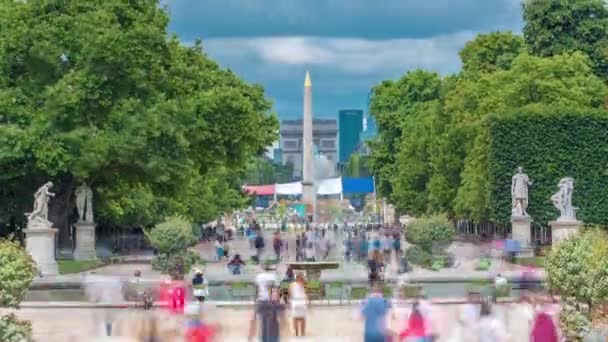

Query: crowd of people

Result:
[80,220,568,342]
[94,269,561,342]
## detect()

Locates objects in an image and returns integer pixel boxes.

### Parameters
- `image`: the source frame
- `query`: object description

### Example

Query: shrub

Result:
[146,216,201,279]
[475,258,492,271]
[560,297,592,341]
[545,229,608,306]
[0,238,38,307]
[145,216,198,254]
[150,250,202,279]
[0,313,33,342]
[0,238,37,342]
[405,245,432,268]
[546,229,608,338]
[405,214,455,252]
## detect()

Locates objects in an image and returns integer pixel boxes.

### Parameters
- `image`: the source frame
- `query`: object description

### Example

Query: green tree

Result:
[0,1,277,237]
[523,0,608,79]
[454,52,607,221]
[343,153,371,178]
[459,31,524,73]
[368,70,443,210]
[244,156,293,185]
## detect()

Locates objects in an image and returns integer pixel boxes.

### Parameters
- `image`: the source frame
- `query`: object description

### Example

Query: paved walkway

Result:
[33,231,544,289]
[1,303,548,342]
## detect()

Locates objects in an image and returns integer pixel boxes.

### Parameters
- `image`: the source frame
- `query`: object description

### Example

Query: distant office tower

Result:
[279,118,338,178]
[360,113,378,140]
[357,114,378,156]
[338,109,364,163]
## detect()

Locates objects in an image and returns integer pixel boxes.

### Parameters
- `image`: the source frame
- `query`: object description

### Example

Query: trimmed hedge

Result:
[487,111,608,226]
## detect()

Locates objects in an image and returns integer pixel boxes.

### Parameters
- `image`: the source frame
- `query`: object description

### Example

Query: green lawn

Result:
[512,256,546,268]
[57,259,105,274]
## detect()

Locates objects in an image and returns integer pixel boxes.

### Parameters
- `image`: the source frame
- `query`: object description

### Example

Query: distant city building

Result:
[273,148,283,164]
[360,114,378,141]
[280,118,338,178]
[357,114,378,156]
[338,109,364,164]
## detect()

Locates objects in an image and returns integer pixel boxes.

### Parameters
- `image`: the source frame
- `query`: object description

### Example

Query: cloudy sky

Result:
[166,0,524,119]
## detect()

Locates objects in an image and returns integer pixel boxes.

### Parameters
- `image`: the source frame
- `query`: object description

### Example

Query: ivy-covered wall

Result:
[487,111,608,226]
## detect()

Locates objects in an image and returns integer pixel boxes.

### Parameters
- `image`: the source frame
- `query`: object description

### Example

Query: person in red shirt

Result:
[184,303,218,342]
[158,279,172,311]
[399,302,427,341]
[170,279,186,314]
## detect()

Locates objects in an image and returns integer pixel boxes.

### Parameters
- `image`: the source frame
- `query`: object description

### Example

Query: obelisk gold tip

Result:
[304,71,311,87]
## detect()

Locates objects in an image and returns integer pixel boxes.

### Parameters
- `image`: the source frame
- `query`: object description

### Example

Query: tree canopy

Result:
[0,1,277,234]
[523,0,608,79]
[368,1,608,225]
[244,157,294,185]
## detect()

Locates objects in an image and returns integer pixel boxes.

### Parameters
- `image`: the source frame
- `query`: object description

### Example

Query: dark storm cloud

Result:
[166,0,523,40]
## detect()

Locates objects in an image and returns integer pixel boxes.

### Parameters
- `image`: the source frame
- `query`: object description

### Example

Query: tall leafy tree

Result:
[430,32,525,218]
[244,157,293,185]
[523,0,608,79]
[454,52,607,220]
[0,1,277,239]
[368,70,442,204]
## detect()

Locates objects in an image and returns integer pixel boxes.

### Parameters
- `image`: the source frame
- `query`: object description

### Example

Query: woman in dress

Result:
[289,273,308,337]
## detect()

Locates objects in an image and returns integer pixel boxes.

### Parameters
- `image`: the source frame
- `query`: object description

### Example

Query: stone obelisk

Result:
[302,71,315,222]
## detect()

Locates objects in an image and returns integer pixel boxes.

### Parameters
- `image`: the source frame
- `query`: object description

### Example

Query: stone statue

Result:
[26,182,55,224]
[551,177,576,221]
[511,166,533,216]
[75,183,93,223]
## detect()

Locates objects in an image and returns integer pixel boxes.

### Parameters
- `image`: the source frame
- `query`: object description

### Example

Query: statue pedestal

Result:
[550,220,582,245]
[73,222,96,260]
[24,224,58,276]
[511,215,532,250]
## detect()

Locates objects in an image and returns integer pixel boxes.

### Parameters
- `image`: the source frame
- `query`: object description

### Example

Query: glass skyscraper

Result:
[338,109,364,163]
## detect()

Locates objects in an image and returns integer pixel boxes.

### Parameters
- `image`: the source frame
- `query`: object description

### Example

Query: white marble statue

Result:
[75,183,94,223]
[511,166,533,216]
[551,177,576,221]
[26,182,55,224]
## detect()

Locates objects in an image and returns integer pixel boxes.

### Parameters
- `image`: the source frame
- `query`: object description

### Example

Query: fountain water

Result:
[312,145,337,223]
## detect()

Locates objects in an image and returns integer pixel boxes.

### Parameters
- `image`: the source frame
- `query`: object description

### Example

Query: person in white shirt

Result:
[453,291,481,341]
[255,264,278,301]
[476,301,507,342]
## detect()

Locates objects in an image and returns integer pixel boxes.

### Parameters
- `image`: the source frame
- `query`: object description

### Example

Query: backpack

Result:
[255,235,265,249]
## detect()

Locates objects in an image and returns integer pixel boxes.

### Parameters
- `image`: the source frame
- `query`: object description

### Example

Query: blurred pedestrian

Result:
[289,273,308,337]
[184,302,218,342]
[249,286,287,342]
[530,295,559,342]
[399,302,427,341]
[476,301,507,342]
[227,254,246,275]
[214,237,224,261]
[192,269,209,303]
[368,250,385,286]
[360,284,392,342]
[256,263,278,301]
